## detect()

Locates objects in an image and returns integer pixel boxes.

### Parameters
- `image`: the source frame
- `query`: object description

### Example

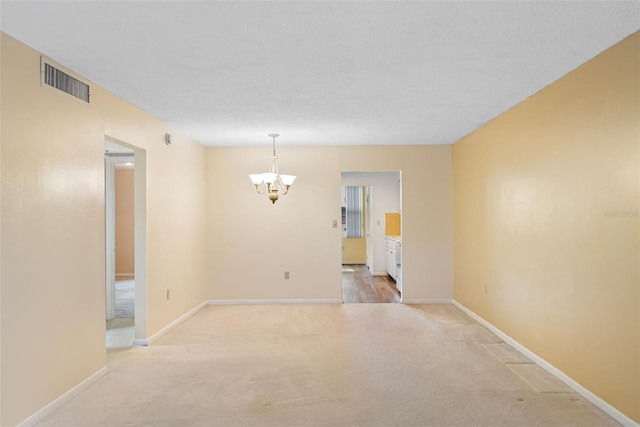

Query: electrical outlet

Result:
[284,271,290,280]
[167,289,171,299]
[332,220,338,229]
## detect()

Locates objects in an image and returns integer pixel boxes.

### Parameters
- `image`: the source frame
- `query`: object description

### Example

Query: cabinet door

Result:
[387,250,396,280]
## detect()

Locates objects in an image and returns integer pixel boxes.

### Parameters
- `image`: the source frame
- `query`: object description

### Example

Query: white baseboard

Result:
[207,299,343,305]
[132,337,148,346]
[452,300,638,427]
[115,273,134,278]
[17,367,108,427]
[372,271,388,277]
[134,301,209,346]
[403,298,452,304]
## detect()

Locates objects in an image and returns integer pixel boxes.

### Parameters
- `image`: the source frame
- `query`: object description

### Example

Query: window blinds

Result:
[345,186,363,238]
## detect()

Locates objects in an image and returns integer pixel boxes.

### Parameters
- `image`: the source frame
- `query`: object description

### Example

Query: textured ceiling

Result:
[1,1,638,146]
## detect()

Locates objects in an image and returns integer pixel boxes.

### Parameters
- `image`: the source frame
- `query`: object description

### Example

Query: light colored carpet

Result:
[114,280,134,318]
[105,327,135,350]
[106,280,134,331]
[39,304,618,426]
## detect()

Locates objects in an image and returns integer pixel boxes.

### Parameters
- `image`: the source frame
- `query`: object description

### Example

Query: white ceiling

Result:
[1,1,638,147]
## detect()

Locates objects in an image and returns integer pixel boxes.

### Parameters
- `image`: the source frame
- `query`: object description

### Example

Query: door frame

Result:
[105,136,148,344]
[105,155,118,321]
[105,153,135,320]
[340,171,403,302]
[365,186,373,272]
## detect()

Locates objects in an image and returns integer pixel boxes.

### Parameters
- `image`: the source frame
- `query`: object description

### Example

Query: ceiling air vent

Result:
[41,58,90,103]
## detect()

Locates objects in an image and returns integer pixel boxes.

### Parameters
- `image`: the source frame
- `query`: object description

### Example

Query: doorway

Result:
[105,138,146,348]
[341,171,402,303]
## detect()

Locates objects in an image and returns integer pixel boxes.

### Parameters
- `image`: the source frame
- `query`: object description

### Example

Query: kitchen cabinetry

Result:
[385,236,402,293]
[386,239,396,280]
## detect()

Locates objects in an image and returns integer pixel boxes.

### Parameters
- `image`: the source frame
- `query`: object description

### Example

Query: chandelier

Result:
[249,134,296,204]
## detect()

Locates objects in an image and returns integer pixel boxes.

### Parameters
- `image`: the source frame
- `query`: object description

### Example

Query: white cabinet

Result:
[395,242,402,294]
[385,236,401,292]
[386,239,396,280]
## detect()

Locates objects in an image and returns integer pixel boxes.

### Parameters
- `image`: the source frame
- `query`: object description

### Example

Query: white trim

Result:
[115,273,134,279]
[403,298,452,304]
[342,261,366,265]
[132,147,147,343]
[372,271,388,277]
[134,301,208,346]
[452,300,638,427]
[207,299,343,305]
[17,367,108,427]
[105,156,117,321]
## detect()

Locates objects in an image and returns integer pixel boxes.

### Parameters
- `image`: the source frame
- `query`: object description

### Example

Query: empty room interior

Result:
[0,2,638,426]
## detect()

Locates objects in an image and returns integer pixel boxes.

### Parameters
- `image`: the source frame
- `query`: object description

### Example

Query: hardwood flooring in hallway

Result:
[341,264,400,303]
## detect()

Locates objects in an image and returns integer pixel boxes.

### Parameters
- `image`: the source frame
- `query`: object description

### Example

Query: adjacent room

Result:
[104,140,137,348]
[341,171,403,304]
[1,2,638,426]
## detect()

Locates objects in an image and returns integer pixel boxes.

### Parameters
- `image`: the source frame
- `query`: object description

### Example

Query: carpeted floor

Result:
[106,280,134,331]
[40,304,618,426]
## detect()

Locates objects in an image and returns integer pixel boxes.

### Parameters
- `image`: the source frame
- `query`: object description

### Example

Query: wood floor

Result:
[341,264,400,303]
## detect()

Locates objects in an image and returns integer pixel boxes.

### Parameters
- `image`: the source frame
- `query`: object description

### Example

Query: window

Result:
[342,186,363,238]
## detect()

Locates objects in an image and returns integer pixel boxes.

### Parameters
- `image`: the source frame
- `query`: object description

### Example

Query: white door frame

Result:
[132,148,148,345]
[365,186,373,272]
[105,136,148,345]
[340,171,402,301]
[105,155,117,321]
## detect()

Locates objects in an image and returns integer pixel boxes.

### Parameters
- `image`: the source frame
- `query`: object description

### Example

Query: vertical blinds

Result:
[345,186,363,238]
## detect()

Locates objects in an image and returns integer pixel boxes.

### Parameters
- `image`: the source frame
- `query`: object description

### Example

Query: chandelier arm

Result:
[269,156,280,175]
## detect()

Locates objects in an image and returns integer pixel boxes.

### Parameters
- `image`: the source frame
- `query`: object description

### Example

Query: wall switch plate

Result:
[332,220,338,229]
[284,271,290,280]
[167,289,171,299]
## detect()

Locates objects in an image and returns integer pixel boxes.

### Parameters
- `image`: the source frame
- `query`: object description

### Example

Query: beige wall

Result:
[0,33,207,426]
[205,145,452,302]
[453,32,639,422]
[115,169,135,277]
[341,237,366,264]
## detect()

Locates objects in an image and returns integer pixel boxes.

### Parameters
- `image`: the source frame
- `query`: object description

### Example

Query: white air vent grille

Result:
[42,60,90,103]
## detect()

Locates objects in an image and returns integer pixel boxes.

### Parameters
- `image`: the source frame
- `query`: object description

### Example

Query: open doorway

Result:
[105,138,146,348]
[341,171,402,303]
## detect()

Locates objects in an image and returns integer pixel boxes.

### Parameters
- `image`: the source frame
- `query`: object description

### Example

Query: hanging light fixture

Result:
[249,134,296,204]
